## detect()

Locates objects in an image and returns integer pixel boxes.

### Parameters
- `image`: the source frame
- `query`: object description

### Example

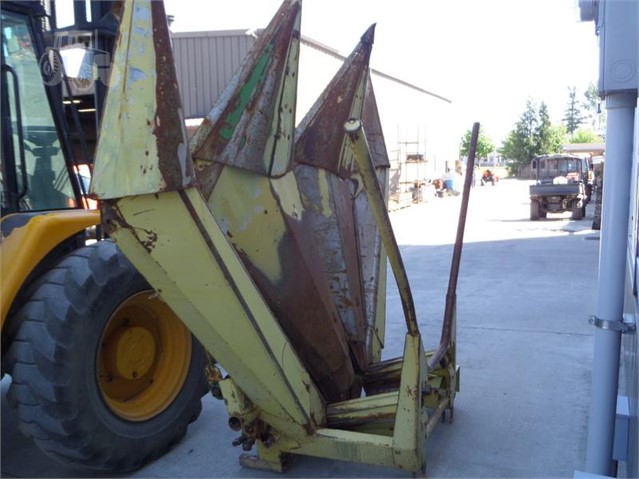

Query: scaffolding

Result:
[388,134,438,208]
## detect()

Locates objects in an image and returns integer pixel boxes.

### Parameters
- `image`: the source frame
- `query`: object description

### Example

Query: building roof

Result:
[172,28,451,105]
[562,142,605,156]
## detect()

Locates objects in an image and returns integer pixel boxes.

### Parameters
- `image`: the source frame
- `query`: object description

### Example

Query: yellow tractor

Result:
[1,1,207,472]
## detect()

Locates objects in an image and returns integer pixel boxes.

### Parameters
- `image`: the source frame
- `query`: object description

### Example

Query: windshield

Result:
[538,157,582,181]
[1,9,77,212]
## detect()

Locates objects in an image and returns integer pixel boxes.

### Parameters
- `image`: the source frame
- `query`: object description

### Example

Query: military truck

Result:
[529,154,591,220]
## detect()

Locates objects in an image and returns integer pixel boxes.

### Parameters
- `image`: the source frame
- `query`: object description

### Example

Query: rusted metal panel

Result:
[190,1,300,183]
[189,0,357,402]
[291,28,375,373]
[295,25,375,179]
[294,164,368,371]
[292,27,394,370]
[357,74,391,361]
[90,0,195,199]
[360,74,391,170]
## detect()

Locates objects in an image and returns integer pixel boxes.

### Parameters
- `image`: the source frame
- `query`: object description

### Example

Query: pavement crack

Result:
[460,324,592,337]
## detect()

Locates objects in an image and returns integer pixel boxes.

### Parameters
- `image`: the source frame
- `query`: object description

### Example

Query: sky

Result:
[162,0,601,146]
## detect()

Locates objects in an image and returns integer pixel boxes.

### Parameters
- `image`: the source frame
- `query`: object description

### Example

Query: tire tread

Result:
[5,240,205,472]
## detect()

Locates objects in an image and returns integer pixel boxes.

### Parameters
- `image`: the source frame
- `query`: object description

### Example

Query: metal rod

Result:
[428,122,478,369]
[585,91,637,476]
[344,119,419,336]
[425,396,450,438]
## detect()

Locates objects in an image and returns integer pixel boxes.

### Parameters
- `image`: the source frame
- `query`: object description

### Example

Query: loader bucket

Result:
[92,0,460,473]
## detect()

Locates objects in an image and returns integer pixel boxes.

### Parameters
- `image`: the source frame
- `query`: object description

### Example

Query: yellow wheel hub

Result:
[97,291,192,421]
[104,326,156,380]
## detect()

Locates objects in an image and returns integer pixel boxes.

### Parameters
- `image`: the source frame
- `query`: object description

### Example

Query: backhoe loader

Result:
[1,1,207,472]
[91,0,464,474]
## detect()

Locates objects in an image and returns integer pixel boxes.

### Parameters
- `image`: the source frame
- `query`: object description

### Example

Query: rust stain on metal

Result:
[232,209,356,402]
[150,1,195,192]
[294,24,375,179]
[101,200,158,253]
[191,1,301,195]
[184,0,360,402]
[291,26,381,375]
[361,74,391,169]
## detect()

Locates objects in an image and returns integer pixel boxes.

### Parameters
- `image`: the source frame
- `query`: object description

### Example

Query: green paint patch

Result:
[219,46,273,140]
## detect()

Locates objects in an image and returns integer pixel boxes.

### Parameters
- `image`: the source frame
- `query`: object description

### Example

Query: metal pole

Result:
[344,119,419,336]
[428,122,478,369]
[585,91,637,475]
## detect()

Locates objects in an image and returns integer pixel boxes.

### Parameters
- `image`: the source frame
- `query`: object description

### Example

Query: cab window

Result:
[1,10,76,212]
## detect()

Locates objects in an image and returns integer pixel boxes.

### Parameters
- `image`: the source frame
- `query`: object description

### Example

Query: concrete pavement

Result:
[1,179,600,478]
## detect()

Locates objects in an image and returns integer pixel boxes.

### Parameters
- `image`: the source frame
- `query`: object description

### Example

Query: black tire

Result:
[530,200,540,221]
[571,200,584,220]
[4,240,207,472]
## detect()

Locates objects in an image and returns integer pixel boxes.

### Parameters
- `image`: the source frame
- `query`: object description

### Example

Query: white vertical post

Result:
[585,91,636,475]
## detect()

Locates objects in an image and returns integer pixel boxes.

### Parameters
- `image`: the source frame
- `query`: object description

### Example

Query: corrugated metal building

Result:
[172,29,456,199]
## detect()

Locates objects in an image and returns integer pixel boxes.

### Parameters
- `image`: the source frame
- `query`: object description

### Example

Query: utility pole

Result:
[579,0,638,476]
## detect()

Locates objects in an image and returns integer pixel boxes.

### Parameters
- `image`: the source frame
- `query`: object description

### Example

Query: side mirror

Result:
[531,159,537,169]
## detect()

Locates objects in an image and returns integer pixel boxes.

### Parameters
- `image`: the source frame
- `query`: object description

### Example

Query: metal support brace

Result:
[588,315,637,333]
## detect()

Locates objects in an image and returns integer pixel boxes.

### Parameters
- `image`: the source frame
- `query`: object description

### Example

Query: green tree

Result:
[563,86,585,134]
[583,83,598,117]
[459,128,495,160]
[500,99,538,175]
[534,102,553,153]
[569,128,603,144]
[546,124,568,153]
[500,100,566,176]
[583,82,606,132]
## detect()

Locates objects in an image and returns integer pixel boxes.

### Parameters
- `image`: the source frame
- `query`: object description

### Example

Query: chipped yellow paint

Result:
[206,168,306,283]
[208,167,286,282]
[316,169,333,217]
[270,171,305,220]
[264,12,301,177]
[91,0,183,199]
[108,189,324,433]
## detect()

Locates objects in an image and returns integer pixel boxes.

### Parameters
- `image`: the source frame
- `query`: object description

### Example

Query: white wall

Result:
[297,40,457,185]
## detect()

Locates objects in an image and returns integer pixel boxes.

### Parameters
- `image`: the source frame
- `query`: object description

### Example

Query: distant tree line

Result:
[460,82,605,176]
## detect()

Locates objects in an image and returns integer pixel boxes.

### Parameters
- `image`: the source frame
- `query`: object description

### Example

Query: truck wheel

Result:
[4,240,207,472]
[571,200,584,220]
[530,200,540,220]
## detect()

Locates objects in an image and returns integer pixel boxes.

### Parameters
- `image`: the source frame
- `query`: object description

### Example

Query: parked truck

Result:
[529,154,591,220]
